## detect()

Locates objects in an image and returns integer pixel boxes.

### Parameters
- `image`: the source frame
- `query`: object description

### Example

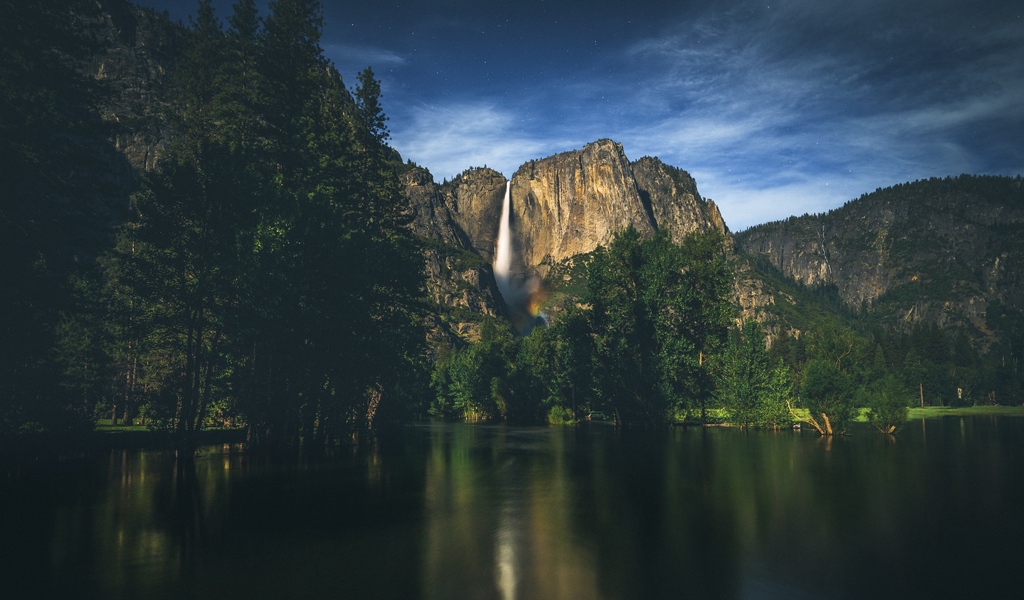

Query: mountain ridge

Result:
[408,139,1023,355]
[734,174,1024,347]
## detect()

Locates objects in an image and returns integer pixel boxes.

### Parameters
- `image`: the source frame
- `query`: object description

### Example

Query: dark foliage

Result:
[3,0,427,450]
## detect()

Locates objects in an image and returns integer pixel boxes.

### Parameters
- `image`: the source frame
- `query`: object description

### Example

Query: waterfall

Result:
[494,180,513,304]
[493,179,548,333]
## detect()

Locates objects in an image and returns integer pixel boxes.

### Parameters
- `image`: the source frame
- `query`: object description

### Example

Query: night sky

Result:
[135,0,1023,230]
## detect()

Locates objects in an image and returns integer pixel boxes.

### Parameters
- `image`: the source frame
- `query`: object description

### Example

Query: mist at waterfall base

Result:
[493,181,549,335]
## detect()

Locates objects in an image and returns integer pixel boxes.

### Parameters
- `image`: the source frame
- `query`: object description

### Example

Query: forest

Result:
[2,0,1021,454]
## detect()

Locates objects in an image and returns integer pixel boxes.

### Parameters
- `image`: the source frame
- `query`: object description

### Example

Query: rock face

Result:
[631,156,729,244]
[443,168,508,265]
[509,140,656,271]
[85,0,181,176]
[32,0,183,254]
[433,140,726,274]
[405,167,462,245]
[402,167,505,342]
[732,257,778,329]
[73,0,181,186]
[735,176,1024,342]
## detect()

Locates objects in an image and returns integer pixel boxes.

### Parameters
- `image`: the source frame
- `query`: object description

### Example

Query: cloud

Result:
[324,43,407,78]
[389,102,578,180]
[601,0,1024,228]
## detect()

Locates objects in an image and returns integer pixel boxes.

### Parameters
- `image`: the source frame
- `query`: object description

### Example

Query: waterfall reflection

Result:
[422,426,600,600]
[494,471,523,600]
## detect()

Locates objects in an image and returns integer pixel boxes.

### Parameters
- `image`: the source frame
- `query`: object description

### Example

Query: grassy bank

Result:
[675,405,1024,426]
[906,405,1024,419]
[2,425,246,458]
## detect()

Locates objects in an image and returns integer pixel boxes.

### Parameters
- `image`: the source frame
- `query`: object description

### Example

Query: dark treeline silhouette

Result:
[1,0,426,453]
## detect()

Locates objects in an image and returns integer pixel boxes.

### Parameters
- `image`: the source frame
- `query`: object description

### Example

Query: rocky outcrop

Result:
[443,168,507,264]
[631,156,729,243]
[401,167,505,342]
[81,0,181,179]
[405,167,462,244]
[509,140,655,272]
[415,141,729,279]
[26,0,183,255]
[732,257,778,326]
[404,139,749,340]
[94,2,179,171]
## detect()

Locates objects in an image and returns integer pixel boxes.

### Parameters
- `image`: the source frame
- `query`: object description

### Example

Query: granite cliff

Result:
[6,0,182,260]
[403,139,737,338]
[401,167,506,341]
[444,167,509,266]
[86,0,181,176]
[509,140,656,273]
[508,139,729,274]
[427,139,727,273]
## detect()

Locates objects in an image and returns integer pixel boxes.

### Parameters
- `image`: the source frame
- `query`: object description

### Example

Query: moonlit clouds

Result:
[599,1,1024,228]
[389,102,576,180]
[324,43,407,75]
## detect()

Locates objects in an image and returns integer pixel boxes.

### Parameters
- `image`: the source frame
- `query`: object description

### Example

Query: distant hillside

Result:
[735,175,1024,348]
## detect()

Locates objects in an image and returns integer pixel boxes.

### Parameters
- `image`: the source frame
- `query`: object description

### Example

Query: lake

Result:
[2,418,1022,599]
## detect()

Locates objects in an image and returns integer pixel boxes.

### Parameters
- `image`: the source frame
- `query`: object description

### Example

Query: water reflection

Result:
[2,419,1022,599]
[422,426,601,599]
[418,421,1024,599]
[47,448,237,598]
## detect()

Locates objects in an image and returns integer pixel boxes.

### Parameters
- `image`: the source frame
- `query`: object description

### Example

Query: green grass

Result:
[906,405,1024,419]
[684,405,1024,426]
[95,422,152,432]
[94,422,244,433]
[803,405,1024,423]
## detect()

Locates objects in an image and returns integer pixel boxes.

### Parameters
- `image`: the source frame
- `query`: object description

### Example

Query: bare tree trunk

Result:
[787,400,826,435]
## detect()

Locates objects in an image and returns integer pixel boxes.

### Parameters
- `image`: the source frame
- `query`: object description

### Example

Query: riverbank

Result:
[672,405,1024,426]
[5,406,1022,454]
[1,426,246,459]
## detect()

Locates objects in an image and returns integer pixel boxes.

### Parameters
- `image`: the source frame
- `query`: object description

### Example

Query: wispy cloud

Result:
[389,102,579,180]
[601,0,1024,228]
[324,43,407,79]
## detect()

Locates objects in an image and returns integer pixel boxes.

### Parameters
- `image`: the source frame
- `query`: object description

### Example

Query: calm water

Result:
[2,418,1022,599]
